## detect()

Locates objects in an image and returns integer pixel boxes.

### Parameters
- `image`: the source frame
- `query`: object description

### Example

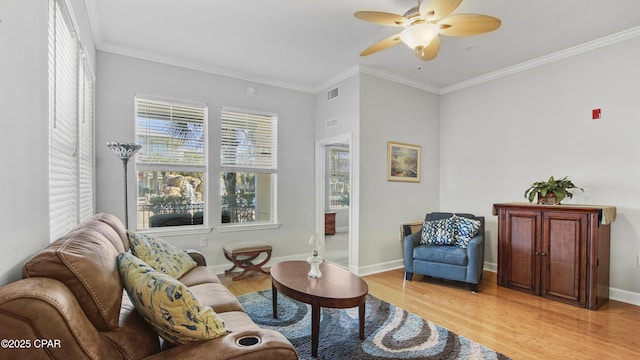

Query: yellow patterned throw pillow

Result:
[117,253,230,344]
[127,231,197,278]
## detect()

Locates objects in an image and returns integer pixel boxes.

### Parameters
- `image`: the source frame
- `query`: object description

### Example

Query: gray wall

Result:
[313,73,441,274]
[316,75,360,234]
[315,74,360,267]
[358,74,441,273]
[440,35,640,302]
[2,0,639,304]
[0,0,95,285]
[95,51,316,269]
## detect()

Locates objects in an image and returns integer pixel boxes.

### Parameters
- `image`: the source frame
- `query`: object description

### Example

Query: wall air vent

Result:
[326,117,338,129]
[327,87,339,101]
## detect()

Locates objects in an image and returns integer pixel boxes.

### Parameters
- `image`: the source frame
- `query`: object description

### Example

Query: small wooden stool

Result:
[223,241,272,281]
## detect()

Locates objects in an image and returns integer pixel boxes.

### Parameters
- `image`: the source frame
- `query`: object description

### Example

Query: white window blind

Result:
[220,107,278,172]
[48,0,95,240]
[135,96,207,230]
[136,97,206,172]
[78,57,95,222]
[49,0,79,240]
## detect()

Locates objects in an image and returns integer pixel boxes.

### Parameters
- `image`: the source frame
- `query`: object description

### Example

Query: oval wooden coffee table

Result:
[270,260,368,357]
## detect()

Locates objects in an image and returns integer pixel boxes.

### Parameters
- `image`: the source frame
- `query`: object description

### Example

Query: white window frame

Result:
[48,0,95,241]
[327,145,350,210]
[220,106,279,232]
[134,95,209,234]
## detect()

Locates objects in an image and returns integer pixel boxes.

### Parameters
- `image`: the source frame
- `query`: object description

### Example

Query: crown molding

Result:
[97,43,318,94]
[94,24,640,97]
[358,65,442,94]
[311,65,442,95]
[312,65,360,94]
[441,26,640,94]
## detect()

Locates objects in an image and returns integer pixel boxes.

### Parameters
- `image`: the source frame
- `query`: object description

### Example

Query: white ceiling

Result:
[84,0,640,93]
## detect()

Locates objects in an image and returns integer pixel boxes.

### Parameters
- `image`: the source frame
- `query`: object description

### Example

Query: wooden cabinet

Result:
[494,203,613,310]
[324,212,336,235]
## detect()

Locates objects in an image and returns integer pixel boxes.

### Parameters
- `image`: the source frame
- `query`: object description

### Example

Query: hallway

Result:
[323,231,348,268]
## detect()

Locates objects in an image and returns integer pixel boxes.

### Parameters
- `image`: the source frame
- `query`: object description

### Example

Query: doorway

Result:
[315,134,351,268]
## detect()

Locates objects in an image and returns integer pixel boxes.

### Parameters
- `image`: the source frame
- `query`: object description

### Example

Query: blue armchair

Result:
[403,212,485,291]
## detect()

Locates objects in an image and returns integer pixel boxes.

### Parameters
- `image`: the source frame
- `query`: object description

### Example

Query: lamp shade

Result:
[107,142,141,160]
[400,23,439,50]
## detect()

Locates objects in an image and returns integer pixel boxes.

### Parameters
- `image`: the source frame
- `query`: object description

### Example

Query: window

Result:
[78,57,95,221]
[328,146,350,209]
[48,0,95,240]
[220,107,277,225]
[135,97,207,229]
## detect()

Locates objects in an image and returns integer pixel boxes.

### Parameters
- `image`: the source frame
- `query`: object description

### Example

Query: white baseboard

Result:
[484,261,497,273]
[212,255,640,307]
[610,287,640,306]
[355,259,404,276]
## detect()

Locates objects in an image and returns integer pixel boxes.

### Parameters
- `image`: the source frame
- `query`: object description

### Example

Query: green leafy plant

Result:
[524,176,583,204]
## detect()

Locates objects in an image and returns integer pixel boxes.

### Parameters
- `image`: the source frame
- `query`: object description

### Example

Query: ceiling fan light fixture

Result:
[400,22,439,50]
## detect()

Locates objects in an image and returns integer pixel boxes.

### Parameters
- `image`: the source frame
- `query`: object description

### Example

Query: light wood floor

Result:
[219,268,640,360]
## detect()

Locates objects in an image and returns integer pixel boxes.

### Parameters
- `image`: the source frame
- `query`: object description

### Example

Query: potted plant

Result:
[524,176,583,205]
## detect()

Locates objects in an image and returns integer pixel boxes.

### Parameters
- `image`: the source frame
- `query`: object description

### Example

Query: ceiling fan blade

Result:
[420,0,463,21]
[360,33,402,56]
[354,11,407,27]
[438,14,501,37]
[414,36,441,61]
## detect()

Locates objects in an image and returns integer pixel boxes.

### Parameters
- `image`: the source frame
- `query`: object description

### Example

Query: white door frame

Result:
[315,133,353,269]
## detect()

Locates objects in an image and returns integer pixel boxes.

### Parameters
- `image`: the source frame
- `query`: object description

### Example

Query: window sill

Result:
[219,223,281,233]
[136,226,213,237]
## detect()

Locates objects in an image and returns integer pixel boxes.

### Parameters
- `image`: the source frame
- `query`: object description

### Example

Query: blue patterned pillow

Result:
[420,217,456,245]
[453,215,481,249]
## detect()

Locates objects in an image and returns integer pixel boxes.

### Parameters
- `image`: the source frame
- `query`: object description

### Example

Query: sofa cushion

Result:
[413,245,468,266]
[127,231,197,278]
[90,213,130,252]
[178,266,221,287]
[117,253,230,345]
[453,215,481,249]
[101,291,162,359]
[22,225,123,331]
[420,217,455,245]
[188,283,244,314]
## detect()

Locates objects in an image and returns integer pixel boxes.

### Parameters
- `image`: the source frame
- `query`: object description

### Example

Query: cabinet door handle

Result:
[540,252,547,256]
[534,252,540,255]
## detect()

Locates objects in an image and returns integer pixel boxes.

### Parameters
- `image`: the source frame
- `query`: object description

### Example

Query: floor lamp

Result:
[107,142,141,229]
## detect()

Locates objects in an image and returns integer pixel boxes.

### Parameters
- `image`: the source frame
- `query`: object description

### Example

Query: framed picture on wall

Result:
[387,141,421,183]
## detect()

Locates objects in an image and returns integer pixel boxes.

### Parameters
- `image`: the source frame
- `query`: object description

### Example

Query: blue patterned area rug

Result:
[237,290,510,360]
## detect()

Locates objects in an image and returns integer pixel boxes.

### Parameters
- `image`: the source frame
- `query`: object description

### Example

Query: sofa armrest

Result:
[403,232,421,273]
[0,277,123,359]
[146,328,298,360]
[185,249,207,266]
[465,233,485,284]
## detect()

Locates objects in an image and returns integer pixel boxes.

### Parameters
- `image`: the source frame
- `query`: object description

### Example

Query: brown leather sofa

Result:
[0,213,297,360]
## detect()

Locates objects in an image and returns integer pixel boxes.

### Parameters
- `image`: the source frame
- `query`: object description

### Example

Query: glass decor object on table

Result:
[307,231,323,278]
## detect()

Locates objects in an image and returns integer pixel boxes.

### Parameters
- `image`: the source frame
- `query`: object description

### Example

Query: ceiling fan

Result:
[354,0,501,61]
